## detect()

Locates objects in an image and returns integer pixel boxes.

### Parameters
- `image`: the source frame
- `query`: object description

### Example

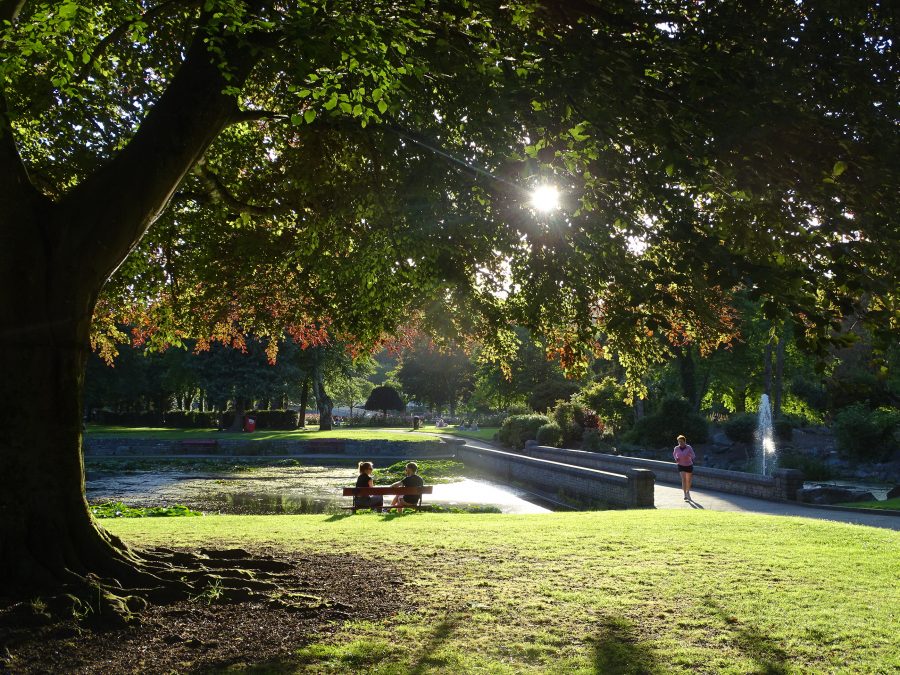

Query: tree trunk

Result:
[311,356,333,432]
[677,347,697,408]
[0,264,141,594]
[299,378,310,427]
[734,388,746,413]
[773,326,787,419]
[0,5,263,605]
[634,397,645,421]
[229,398,246,432]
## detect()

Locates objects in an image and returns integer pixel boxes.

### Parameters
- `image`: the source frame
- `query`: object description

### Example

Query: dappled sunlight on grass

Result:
[106,510,899,673]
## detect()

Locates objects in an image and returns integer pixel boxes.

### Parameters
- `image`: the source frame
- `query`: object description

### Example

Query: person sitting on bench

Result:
[355,461,383,512]
[390,462,424,510]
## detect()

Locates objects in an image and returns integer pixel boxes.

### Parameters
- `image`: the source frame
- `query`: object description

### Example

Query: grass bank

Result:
[85,424,439,443]
[415,426,500,443]
[839,497,900,511]
[106,511,899,673]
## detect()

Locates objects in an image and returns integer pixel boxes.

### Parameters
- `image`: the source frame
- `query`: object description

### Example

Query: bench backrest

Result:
[342,486,434,497]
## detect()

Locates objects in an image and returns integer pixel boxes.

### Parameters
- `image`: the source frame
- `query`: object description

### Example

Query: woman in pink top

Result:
[673,434,695,501]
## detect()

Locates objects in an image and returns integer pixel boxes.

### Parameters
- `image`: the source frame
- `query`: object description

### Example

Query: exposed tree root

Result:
[1,545,320,630]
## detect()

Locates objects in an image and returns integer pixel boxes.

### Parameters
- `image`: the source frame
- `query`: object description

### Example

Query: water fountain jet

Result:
[756,394,776,475]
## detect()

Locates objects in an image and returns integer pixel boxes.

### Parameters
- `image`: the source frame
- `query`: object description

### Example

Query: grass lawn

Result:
[85,424,440,443]
[415,426,500,443]
[106,511,900,673]
[838,497,900,511]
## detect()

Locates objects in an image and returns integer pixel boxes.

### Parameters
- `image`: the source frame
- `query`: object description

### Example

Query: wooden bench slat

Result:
[342,486,433,497]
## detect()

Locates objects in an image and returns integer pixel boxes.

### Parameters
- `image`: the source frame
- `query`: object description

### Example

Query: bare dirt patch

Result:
[0,548,409,674]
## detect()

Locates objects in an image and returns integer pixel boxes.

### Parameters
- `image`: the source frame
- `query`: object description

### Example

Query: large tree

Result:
[0,0,895,617]
[396,340,474,415]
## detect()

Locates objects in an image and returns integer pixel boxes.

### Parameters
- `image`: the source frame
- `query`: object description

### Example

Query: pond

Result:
[803,480,894,500]
[84,458,552,515]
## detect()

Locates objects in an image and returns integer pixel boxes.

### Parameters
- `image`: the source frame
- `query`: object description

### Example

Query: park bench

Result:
[341,486,434,513]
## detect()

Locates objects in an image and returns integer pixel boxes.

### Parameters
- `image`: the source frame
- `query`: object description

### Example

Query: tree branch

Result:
[193,159,294,217]
[0,0,25,24]
[59,14,264,285]
[0,89,43,210]
[76,0,199,82]
[227,108,290,125]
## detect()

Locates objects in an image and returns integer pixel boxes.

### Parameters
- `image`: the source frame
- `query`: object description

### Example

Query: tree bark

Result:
[299,378,310,427]
[773,325,787,418]
[676,347,697,408]
[229,398,246,432]
[311,353,333,431]
[0,8,262,599]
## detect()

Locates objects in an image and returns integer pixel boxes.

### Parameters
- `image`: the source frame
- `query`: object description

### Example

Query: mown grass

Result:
[85,424,439,442]
[415,426,500,443]
[106,510,900,673]
[838,497,900,511]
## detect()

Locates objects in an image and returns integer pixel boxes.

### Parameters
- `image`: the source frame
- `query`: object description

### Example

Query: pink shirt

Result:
[673,444,695,466]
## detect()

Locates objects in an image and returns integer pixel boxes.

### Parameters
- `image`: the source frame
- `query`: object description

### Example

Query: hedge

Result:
[498,414,551,449]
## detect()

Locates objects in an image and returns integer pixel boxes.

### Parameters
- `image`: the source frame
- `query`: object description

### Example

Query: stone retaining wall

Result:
[521,445,804,501]
[83,436,453,458]
[457,445,654,508]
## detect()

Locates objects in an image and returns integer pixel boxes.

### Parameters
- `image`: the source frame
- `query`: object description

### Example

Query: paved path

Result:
[448,436,900,531]
[654,482,899,530]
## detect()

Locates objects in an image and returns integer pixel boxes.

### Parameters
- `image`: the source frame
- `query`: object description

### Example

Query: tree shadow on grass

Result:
[407,612,463,675]
[705,599,791,675]
[323,512,354,522]
[589,615,660,674]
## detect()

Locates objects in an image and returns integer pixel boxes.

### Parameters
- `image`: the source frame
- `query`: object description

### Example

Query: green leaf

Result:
[304,109,316,124]
[832,161,848,177]
[290,113,302,125]
[324,95,338,110]
[665,164,675,177]
[372,88,384,102]
[377,100,388,114]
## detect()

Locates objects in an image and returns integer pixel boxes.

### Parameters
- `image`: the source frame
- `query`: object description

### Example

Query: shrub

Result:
[574,378,633,433]
[366,414,408,427]
[507,404,531,416]
[724,413,757,443]
[94,410,165,427]
[164,410,218,428]
[536,422,563,447]
[247,409,299,430]
[834,404,899,463]
[581,409,600,430]
[498,414,551,449]
[777,452,833,481]
[552,401,585,446]
[581,428,610,453]
[625,397,708,448]
[773,416,793,442]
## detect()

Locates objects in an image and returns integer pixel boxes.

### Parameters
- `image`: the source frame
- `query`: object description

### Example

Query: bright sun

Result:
[530,184,560,212]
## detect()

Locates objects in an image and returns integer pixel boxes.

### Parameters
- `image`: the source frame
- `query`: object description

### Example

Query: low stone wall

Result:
[457,445,654,508]
[521,445,804,501]
[83,436,454,459]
